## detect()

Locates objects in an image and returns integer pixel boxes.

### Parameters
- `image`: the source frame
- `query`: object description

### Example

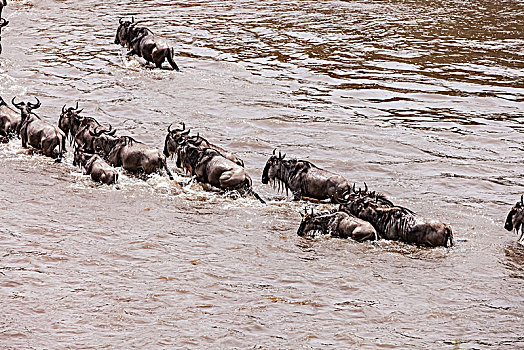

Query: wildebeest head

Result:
[163,122,190,158]
[89,125,118,156]
[261,149,286,184]
[505,195,524,234]
[58,102,83,137]
[12,96,41,122]
[73,146,93,167]
[114,17,134,46]
[297,208,337,237]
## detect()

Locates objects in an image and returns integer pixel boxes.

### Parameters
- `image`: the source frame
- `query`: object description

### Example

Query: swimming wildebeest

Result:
[73,147,118,185]
[340,192,454,247]
[297,208,377,242]
[115,17,180,71]
[163,122,245,167]
[58,102,83,144]
[13,97,66,162]
[504,195,524,245]
[90,127,174,180]
[174,136,265,203]
[0,95,21,142]
[261,149,352,203]
[59,104,112,151]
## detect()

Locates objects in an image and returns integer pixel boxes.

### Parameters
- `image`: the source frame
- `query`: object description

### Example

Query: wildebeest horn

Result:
[11,97,23,109]
[119,17,123,25]
[352,183,356,193]
[181,122,185,131]
[272,148,276,155]
[364,182,368,193]
[75,102,79,110]
[167,123,173,133]
[0,18,8,27]
[76,108,84,114]
[131,16,134,23]
[90,125,105,137]
[62,104,66,114]
[28,97,41,109]
[182,129,190,136]
[103,124,116,136]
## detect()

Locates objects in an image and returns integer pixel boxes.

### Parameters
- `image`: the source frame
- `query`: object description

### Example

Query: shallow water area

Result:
[0,0,523,348]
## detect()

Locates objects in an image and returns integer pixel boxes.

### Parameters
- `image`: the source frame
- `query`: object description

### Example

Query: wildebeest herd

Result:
[0,11,522,248]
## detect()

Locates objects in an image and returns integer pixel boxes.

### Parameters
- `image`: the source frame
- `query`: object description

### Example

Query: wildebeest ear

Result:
[521,195,523,205]
[272,148,276,155]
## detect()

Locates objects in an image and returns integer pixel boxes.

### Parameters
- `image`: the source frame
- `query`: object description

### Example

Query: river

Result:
[0,0,523,348]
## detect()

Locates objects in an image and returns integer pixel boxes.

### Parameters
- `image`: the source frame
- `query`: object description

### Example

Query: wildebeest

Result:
[0,95,21,142]
[58,102,83,144]
[340,192,454,247]
[297,208,377,242]
[90,128,174,180]
[163,122,245,167]
[13,97,66,162]
[175,136,265,203]
[114,17,180,71]
[504,195,524,244]
[73,147,118,185]
[261,149,352,203]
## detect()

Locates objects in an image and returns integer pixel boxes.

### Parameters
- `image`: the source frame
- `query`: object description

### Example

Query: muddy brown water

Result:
[0,0,523,348]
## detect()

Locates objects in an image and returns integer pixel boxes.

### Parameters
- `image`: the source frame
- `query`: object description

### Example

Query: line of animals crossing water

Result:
[0,10,522,248]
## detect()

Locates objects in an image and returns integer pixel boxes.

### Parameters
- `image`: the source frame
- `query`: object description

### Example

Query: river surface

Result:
[0,0,523,348]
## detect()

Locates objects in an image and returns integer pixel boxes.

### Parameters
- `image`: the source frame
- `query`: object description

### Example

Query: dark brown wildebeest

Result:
[504,195,524,245]
[114,17,180,71]
[261,149,352,203]
[58,102,83,144]
[297,208,377,242]
[0,95,21,142]
[163,122,245,167]
[175,137,265,203]
[73,147,118,185]
[114,17,135,49]
[13,97,66,162]
[90,128,174,180]
[340,192,454,247]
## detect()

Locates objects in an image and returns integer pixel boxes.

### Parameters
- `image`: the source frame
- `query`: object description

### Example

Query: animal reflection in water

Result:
[298,208,377,242]
[505,196,524,245]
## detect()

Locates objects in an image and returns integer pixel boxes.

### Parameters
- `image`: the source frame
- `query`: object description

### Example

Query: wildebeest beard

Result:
[264,158,312,196]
